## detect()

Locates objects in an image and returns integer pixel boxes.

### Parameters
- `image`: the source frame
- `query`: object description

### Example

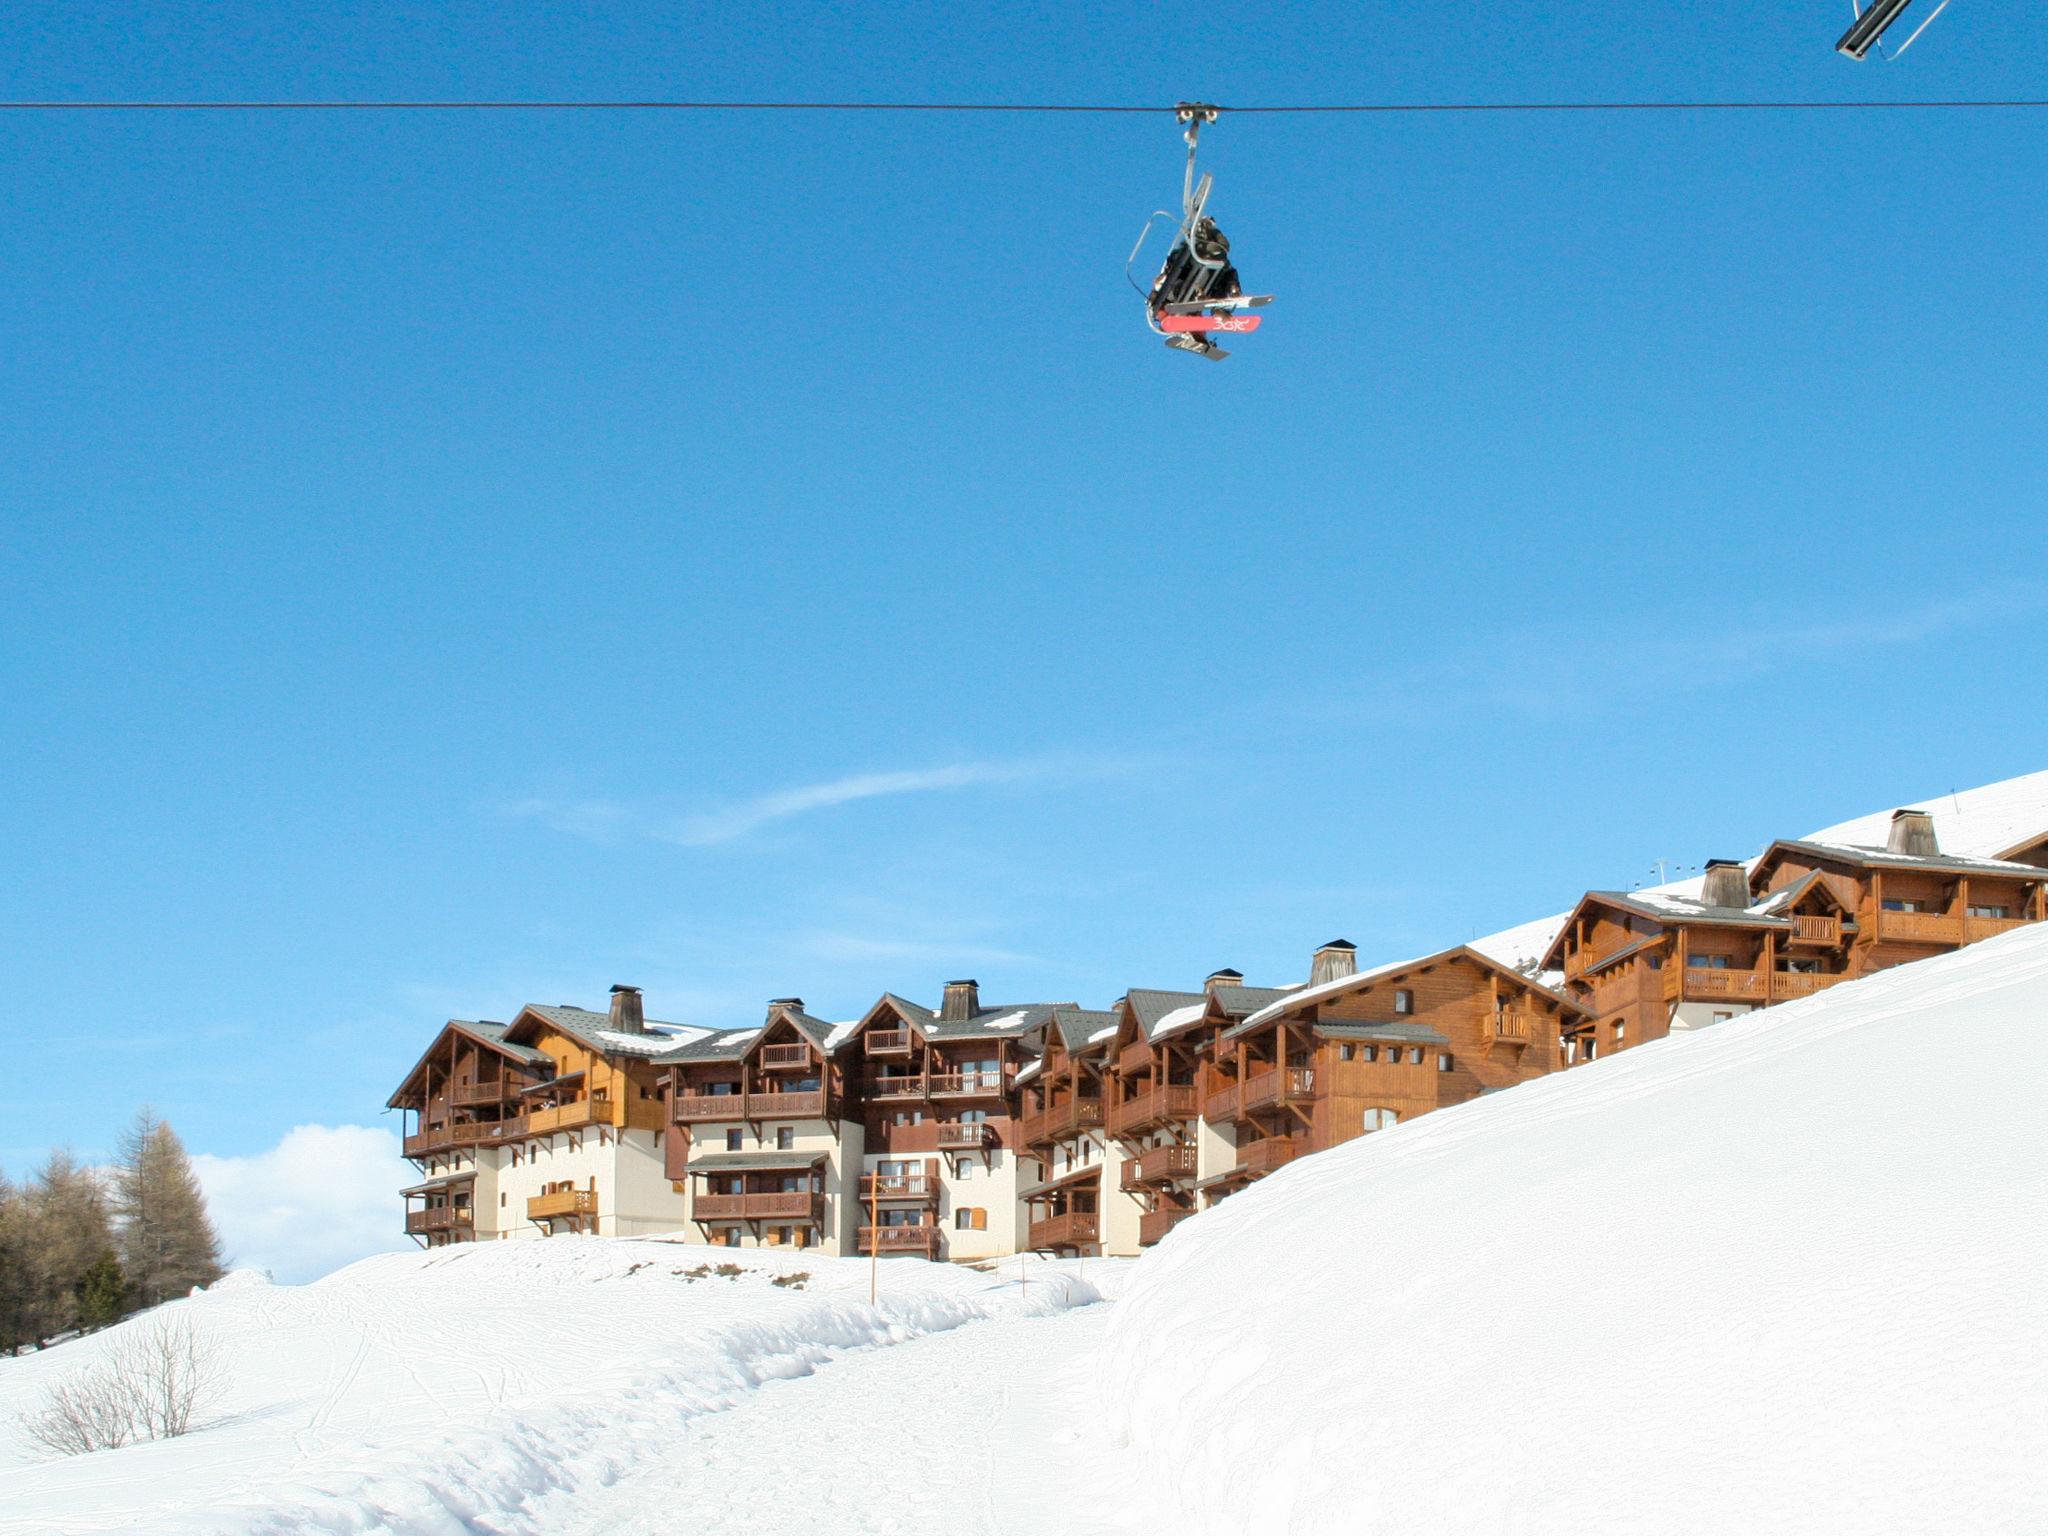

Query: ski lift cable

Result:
[2,96,2047,113]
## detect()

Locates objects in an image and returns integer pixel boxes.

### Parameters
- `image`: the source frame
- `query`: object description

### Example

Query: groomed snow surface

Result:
[8,926,2048,1533]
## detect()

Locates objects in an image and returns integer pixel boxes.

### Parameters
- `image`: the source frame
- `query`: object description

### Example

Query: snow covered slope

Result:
[0,1241,1100,1535]
[1470,765,2048,971]
[1101,923,2048,1535]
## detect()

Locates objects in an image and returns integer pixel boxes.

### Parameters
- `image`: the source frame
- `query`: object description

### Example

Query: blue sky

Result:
[4,2,2045,1263]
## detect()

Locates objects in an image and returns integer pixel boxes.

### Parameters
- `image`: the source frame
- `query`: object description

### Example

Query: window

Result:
[1394,989,1414,1015]
[1711,1012,1732,1025]
[1407,1047,1424,1065]
[1969,904,2011,919]
[1362,1045,1378,1063]
[1340,1044,1356,1062]
[723,1227,742,1247]
[511,1147,522,1167]
[1881,898,1925,913]
[1436,1052,1453,1072]
[955,1207,988,1231]
[725,1129,743,1152]
[500,1192,507,1207]
[1362,1108,1398,1133]
[1612,1020,1627,1043]
[773,1226,793,1246]
[776,1127,795,1150]
[1688,954,1732,970]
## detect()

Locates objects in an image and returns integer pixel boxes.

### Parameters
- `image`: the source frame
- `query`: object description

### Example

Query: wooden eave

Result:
[1539,891,1653,971]
[384,1020,532,1108]
[1248,945,1589,1037]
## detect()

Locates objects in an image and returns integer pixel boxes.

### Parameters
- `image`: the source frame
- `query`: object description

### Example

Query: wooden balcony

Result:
[1768,971,1847,1001]
[1139,1207,1193,1247]
[1202,1084,1240,1124]
[1965,913,2030,943]
[860,1170,941,1203]
[1666,967,1770,1004]
[403,1115,530,1158]
[747,1089,828,1120]
[1241,1068,1316,1116]
[672,1091,747,1122]
[695,1191,822,1221]
[859,1224,939,1257]
[1110,1084,1199,1137]
[1023,1098,1103,1146]
[1116,1038,1155,1078]
[1873,910,1963,945]
[528,1097,607,1135]
[1121,1144,1198,1190]
[759,1043,813,1070]
[527,1189,598,1221]
[928,1071,1006,1098]
[451,1080,520,1106]
[1485,1009,1537,1049]
[1028,1210,1099,1250]
[937,1121,996,1150]
[1240,1136,1304,1178]
[1787,914,1843,946]
[866,1028,915,1057]
[404,1206,469,1234]
[867,1075,929,1101]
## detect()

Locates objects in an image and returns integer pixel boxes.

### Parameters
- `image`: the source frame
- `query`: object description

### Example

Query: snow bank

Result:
[0,1239,1100,1535]
[1102,925,2048,1536]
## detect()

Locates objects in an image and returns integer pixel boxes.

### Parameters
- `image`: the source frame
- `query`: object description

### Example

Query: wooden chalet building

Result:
[1200,940,1579,1197]
[389,985,694,1245]
[844,981,1054,1263]
[1104,971,1289,1247]
[1019,1009,1130,1256]
[1549,809,2048,1059]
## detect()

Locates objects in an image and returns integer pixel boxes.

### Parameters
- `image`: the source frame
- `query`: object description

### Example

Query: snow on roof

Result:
[1805,767,2048,861]
[979,1010,1029,1031]
[1149,1001,1208,1041]
[591,1027,710,1055]
[823,1019,861,1051]
[1087,1023,1119,1044]
[1103,923,2048,1534]
[1775,838,2047,877]
[1236,953,1430,1032]
[1013,1057,1043,1086]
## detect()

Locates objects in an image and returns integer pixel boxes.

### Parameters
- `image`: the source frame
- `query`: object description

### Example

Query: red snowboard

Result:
[1158,312,1263,335]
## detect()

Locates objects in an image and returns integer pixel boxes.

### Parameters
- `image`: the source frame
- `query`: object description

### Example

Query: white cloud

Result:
[667,761,1058,847]
[192,1124,413,1285]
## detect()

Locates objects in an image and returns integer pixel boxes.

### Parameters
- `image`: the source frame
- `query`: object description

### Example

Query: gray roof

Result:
[681,1151,826,1175]
[1583,891,1787,929]
[656,1029,760,1065]
[1021,1164,1106,1201]
[1051,1007,1120,1053]
[1210,984,1291,1019]
[879,993,1066,1042]
[1125,989,1206,1035]
[400,1172,476,1196]
[458,1021,551,1067]
[1771,838,2048,879]
[1312,1021,1452,1046]
[525,1004,702,1057]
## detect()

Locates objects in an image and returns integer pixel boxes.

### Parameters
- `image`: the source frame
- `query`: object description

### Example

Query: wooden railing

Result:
[1240,1137,1304,1178]
[673,1090,828,1122]
[527,1189,597,1221]
[860,1170,940,1202]
[1666,967,1770,1003]
[1109,1084,1199,1136]
[860,1224,939,1256]
[528,1097,606,1135]
[1769,972,1847,1001]
[759,1043,812,1069]
[1241,1068,1315,1114]
[404,1206,468,1234]
[1965,913,2030,942]
[929,1071,1006,1097]
[937,1121,995,1150]
[866,1028,914,1055]
[403,1115,529,1158]
[1485,1009,1537,1048]
[1028,1210,1099,1250]
[1024,1097,1105,1146]
[696,1190,820,1222]
[1116,1038,1155,1078]
[1121,1144,1198,1189]
[1138,1207,1192,1247]
[747,1089,827,1120]
[1788,914,1842,946]
[451,1080,520,1106]
[1873,910,1963,945]
[867,1074,929,1100]
[1202,1084,1241,1123]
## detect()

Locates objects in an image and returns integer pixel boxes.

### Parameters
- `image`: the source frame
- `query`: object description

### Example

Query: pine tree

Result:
[0,1165,28,1354]
[21,1151,120,1345]
[76,1253,131,1331]
[113,1110,225,1306]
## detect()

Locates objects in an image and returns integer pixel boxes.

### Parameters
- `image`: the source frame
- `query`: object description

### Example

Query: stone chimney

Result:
[1205,967,1244,995]
[768,996,804,1014]
[608,984,646,1034]
[1309,941,1357,987]
[941,979,980,1021]
[1888,808,1940,857]
[1701,859,1750,910]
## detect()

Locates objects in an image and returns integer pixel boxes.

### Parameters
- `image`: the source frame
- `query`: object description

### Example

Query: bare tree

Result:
[113,1111,224,1307]
[19,1315,225,1457]
[19,1151,119,1347]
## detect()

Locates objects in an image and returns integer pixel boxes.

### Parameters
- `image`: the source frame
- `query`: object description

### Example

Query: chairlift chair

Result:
[1127,103,1272,360]
[1837,0,1954,59]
